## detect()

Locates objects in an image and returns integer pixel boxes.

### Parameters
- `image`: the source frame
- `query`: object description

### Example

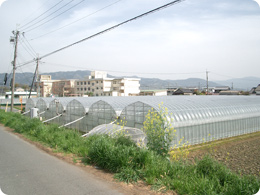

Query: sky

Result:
[0,0,260,81]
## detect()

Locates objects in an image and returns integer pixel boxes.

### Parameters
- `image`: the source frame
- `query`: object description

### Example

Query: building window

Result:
[96,87,99,90]
[84,88,86,91]
[101,81,103,83]
[84,82,86,85]
[92,83,94,86]
[77,82,79,85]
[81,88,83,91]
[88,81,90,85]
[96,81,98,84]
[101,87,103,90]
[81,82,83,85]
[92,89,94,92]
[88,87,90,91]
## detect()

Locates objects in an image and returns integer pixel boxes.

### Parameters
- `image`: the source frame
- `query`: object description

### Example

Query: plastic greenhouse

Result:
[24,98,40,116]
[85,97,141,130]
[25,96,260,146]
[83,124,146,145]
[43,97,74,125]
[35,98,54,120]
[120,96,260,146]
[63,97,104,132]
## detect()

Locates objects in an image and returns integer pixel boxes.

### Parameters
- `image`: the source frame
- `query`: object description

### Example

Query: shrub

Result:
[143,103,175,157]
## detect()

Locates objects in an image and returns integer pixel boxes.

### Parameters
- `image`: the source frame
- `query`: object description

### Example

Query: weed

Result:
[143,103,175,157]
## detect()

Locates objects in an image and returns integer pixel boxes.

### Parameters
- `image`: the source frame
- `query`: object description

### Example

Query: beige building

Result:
[38,75,59,97]
[52,80,77,97]
[75,71,140,96]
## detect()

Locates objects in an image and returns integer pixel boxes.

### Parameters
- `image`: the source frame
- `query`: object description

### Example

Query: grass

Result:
[0,110,259,194]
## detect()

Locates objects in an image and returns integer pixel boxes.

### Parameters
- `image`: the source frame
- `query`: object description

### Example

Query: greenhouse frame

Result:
[25,96,260,146]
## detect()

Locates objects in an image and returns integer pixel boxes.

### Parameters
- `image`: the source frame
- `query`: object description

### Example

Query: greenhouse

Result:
[120,96,260,146]
[35,98,54,120]
[25,96,260,146]
[85,97,141,130]
[83,124,146,145]
[43,97,74,125]
[63,97,104,132]
[24,98,40,116]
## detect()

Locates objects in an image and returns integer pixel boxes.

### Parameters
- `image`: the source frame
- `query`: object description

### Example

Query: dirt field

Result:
[187,131,260,177]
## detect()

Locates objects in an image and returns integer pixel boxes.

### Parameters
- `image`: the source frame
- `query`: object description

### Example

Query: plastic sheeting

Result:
[27,96,260,146]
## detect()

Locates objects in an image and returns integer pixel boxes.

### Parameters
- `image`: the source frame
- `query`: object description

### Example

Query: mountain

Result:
[215,77,260,91]
[0,70,259,91]
[139,77,219,90]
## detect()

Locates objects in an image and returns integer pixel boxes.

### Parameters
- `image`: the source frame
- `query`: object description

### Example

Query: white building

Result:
[5,91,37,99]
[140,90,167,96]
[75,71,140,96]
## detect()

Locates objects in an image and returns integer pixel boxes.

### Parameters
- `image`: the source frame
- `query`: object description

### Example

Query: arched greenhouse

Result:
[43,97,74,125]
[24,98,40,116]
[26,96,260,146]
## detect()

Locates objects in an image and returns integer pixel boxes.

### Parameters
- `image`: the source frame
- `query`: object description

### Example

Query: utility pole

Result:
[29,57,39,99]
[10,30,19,112]
[206,70,209,95]
[36,56,40,97]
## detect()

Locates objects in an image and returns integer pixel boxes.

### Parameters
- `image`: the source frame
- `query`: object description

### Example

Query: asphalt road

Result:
[0,126,124,195]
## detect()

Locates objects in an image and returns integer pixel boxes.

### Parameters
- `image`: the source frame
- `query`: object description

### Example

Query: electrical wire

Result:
[21,35,38,56]
[211,72,259,82]
[19,0,53,26]
[31,0,124,40]
[23,0,86,33]
[16,0,185,68]
[19,39,37,58]
[43,61,204,76]
[16,59,36,68]
[19,0,65,30]
[39,0,185,60]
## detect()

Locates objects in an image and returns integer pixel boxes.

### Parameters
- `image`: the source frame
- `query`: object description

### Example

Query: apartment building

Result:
[75,71,140,96]
[52,80,77,97]
[38,75,59,97]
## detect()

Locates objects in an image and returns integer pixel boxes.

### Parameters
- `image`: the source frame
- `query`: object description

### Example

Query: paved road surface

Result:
[0,126,124,195]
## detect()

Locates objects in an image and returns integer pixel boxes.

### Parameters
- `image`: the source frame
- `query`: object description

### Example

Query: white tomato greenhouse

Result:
[25,96,260,146]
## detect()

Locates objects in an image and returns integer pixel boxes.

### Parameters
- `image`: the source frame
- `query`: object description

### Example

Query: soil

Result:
[187,131,260,177]
[2,124,259,194]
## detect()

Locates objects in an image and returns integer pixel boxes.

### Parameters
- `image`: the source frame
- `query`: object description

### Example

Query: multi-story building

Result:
[38,75,59,97]
[52,80,77,97]
[75,71,140,96]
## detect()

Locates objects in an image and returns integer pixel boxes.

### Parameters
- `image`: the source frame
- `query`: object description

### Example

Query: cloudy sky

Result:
[0,0,259,81]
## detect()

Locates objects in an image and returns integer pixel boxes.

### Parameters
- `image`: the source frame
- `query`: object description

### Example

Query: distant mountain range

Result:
[0,70,259,91]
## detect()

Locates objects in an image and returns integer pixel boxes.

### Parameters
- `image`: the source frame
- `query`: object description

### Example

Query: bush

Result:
[143,103,175,157]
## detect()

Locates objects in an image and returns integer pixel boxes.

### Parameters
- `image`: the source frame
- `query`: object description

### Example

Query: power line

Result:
[19,0,53,25]
[21,35,38,55]
[31,0,124,40]
[16,59,36,68]
[23,0,85,33]
[39,0,185,60]
[211,72,259,82]
[19,39,37,58]
[20,0,65,30]
[43,61,204,75]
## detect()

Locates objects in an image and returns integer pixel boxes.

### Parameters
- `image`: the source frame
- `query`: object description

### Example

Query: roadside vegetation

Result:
[0,109,259,195]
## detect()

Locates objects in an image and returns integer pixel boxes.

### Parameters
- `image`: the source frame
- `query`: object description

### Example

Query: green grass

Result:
[0,110,259,194]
